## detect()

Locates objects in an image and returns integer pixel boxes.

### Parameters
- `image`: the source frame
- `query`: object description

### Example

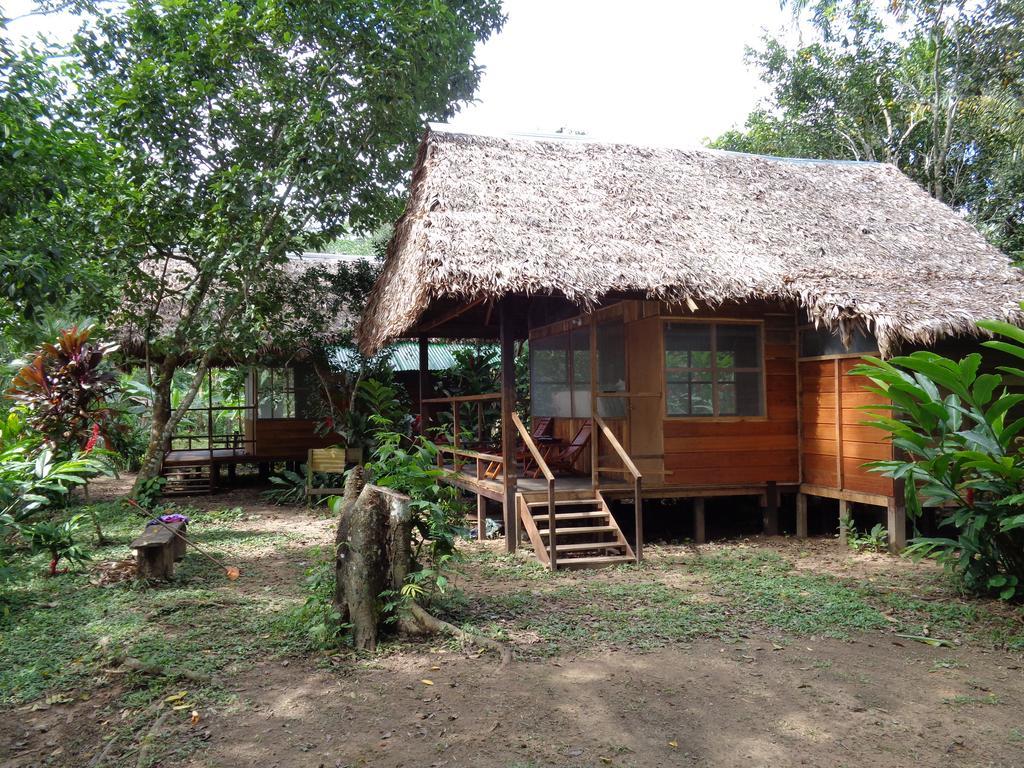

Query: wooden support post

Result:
[887,497,906,553]
[634,478,643,562]
[500,302,518,553]
[838,499,850,546]
[451,402,461,472]
[762,481,779,536]
[796,493,808,538]
[693,497,706,544]
[418,336,430,416]
[477,494,486,542]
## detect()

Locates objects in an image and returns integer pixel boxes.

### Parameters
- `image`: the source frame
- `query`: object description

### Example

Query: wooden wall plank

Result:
[665,434,797,453]
[798,357,895,497]
[667,463,799,485]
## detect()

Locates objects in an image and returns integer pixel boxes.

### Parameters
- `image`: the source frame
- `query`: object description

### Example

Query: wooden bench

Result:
[306,447,348,505]
[131,521,187,580]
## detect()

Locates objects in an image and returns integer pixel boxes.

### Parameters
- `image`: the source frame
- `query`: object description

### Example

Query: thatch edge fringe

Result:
[355,128,1024,357]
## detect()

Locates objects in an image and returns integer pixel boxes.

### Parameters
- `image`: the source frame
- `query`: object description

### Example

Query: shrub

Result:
[851,318,1024,600]
[364,430,467,606]
[6,326,118,451]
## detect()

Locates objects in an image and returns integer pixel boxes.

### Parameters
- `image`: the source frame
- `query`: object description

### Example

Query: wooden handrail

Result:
[421,392,502,404]
[510,413,554,482]
[593,414,644,562]
[438,446,504,463]
[511,412,557,570]
[594,415,642,479]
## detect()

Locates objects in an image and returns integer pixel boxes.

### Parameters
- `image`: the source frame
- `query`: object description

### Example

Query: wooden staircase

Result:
[517,491,635,569]
[162,462,213,495]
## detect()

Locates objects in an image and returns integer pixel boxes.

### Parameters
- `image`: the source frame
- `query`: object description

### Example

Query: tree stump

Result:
[332,470,413,652]
[332,474,509,664]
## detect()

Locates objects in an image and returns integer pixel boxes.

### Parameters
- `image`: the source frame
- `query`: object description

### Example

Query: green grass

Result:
[0,501,302,709]
[449,547,1024,657]
[944,693,1001,706]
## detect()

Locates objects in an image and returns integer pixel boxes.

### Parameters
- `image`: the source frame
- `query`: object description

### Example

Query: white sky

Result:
[4,0,796,146]
[450,0,794,146]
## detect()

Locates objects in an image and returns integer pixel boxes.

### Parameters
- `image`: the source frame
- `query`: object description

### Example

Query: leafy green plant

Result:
[104,374,155,471]
[278,552,348,650]
[6,326,118,451]
[0,440,113,578]
[132,476,166,510]
[24,513,91,576]
[263,466,344,507]
[263,468,309,506]
[0,445,113,526]
[851,317,1024,600]
[842,517,889,552]
[365,430,468,608]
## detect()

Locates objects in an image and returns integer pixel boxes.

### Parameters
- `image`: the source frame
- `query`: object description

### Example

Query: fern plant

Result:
[262,467,309,505]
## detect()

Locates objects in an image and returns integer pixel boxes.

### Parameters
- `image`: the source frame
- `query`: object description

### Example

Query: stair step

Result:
[554,541,627,553]
[540,525,617,536]
[558,555,635,569]
[533,511,608,523]
[526,498,601,508]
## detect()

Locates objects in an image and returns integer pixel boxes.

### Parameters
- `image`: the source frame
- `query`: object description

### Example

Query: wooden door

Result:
[626,315,665,486]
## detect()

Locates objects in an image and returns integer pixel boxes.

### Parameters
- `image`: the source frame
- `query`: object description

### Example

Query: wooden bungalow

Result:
[355,125,1024,569]
[116,253,369,493]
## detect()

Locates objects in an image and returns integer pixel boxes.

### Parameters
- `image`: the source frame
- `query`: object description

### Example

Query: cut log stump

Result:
[131,521,186,580]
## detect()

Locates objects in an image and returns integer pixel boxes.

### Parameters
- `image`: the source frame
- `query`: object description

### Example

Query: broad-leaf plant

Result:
[851,317,1024,600]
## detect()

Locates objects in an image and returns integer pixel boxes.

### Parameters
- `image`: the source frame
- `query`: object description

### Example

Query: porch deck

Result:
[163,448,250,466]
[442,467,605,502]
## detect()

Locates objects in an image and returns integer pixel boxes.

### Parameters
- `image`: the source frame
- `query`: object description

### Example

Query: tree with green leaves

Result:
[0,21,114,355]
[21,0,504,489]
[710,0,1024,259]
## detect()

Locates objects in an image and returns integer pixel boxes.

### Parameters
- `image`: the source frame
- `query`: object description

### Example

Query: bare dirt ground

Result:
[4,484,1024,768]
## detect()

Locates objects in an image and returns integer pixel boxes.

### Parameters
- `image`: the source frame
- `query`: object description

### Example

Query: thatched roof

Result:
[356,125,1024,356]
[117,252,377,362]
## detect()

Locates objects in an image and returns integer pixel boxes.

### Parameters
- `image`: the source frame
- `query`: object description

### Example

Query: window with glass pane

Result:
[665,323,763,417]
[596,321,626,418]
[570,327,592,418]
[530,334,571,417]
[257,368,296,418]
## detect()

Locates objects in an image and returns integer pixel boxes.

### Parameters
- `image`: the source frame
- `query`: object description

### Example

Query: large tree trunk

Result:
[134,356,176,490]
[133,354,210,494]
[332,478,414,652]
[332,481,509,664]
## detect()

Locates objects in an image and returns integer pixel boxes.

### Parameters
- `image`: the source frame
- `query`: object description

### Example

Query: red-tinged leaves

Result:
[5,326,117,449]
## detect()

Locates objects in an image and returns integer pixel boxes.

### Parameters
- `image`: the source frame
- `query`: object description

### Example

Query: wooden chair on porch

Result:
[546,420,593,475]
[484,416,555,480]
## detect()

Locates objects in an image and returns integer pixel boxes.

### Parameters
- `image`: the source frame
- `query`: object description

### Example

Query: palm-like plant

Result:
[25,514,91,576]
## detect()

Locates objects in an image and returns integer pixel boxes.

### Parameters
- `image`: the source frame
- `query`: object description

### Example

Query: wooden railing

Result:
[168,403,255,463]
[593,413,644,562]
[511,412,558,570]
[421,392,502,474]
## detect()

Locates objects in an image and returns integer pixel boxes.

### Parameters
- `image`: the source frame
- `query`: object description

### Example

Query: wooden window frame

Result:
[256,367,297,420]
[663,319,767,421]
[529,330,591,419]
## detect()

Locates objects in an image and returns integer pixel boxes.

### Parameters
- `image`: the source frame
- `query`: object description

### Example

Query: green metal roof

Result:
[331,341,496,372]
